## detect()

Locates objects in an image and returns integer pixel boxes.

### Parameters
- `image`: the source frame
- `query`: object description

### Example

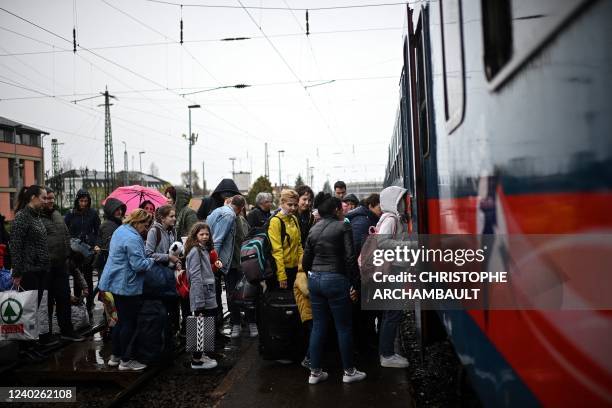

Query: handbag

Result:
[0,287,40,341]
[185,314,215,353]
[231,274,258,308]
[71,300,90,330]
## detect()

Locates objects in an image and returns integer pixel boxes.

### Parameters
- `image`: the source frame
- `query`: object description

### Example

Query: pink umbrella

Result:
[103,185,168,213]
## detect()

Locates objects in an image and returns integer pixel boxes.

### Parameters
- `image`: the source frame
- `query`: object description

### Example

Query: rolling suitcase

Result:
[258,289,304,361]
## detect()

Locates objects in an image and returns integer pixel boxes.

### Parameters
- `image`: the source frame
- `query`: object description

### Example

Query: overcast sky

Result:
[0,0,405,191]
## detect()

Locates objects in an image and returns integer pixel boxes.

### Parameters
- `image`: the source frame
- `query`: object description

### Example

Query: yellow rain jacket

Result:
[268,212,303,283]
[293,264,312,323]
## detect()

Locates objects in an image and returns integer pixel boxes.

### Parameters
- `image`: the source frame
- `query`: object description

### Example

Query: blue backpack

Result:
[241,214,294,283]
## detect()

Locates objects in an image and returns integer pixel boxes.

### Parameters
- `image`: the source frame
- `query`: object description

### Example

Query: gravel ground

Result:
[399,311,481,408]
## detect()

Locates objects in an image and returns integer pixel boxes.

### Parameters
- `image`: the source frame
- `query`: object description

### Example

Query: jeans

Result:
[226,268,255,326]
[112,294,143,362]
[47,264,73,334]
[379,310,403,357]
[308,272,354,370]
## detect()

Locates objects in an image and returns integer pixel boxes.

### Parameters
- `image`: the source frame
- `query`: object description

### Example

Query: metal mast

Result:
[103,87,116,196]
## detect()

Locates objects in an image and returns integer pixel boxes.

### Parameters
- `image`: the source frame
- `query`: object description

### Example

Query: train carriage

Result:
[385,0,612,406]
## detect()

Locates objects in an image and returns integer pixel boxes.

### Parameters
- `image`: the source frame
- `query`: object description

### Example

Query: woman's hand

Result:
[11,276,21,287]
[94,245,101,253]
[214,260,223,269]
[175,269,185,283]
[169,254,179,264]
[279,279,288,289]
[350,286,358,302]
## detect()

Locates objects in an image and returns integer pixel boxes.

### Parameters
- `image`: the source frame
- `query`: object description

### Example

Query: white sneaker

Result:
[107,355,120,367]
[308,370,329,385]
[249,323,258,338]
[192,355,218,370]
[118,360,147,371]
[230,324,241,338]
[380,354,409,368]
[343,368,367,383]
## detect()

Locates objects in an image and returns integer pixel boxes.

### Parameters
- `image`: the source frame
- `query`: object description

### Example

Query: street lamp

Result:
[139,151,146,185]
[278,150,285,188]
[187,104,201,194]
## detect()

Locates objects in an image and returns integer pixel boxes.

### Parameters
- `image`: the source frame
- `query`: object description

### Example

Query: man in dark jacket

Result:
[246,192,273,231]
[345,193,381,257]
[95,198,126,274]
[174,186,198,240]
[64,189,100,315]
[295,186,315,248]
[197,178,241,221]
[41,188,85,341]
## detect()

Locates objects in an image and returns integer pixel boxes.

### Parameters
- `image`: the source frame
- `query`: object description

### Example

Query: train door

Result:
[406,4,446,347]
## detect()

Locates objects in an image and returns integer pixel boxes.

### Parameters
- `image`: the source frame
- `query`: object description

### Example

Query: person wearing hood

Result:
[296,186,315,248]
[342,194,360,215]
[96,198,127,275]
[41,187,85,342]
[65,188,100,315]
[376,186,411,369]
[197,179,240,221]
[174,186,198,241]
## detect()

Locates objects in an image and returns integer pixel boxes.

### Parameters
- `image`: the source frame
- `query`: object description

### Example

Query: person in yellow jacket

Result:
[269,189,303,289]
[294,258,313,369]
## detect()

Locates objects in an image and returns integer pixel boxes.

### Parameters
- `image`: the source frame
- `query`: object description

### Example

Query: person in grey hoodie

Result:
[376,186,411,369]
[184,222,220,370]
[145,204,180,337]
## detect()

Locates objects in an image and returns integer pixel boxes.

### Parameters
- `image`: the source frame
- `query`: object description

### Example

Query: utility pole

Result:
[186,104,201,194]
[202,161,206,195]
[306,159,309,186]
[139,151,145,185]
[277,150,285,188]
[102,87,116,196]
[309,166,314,187]
[122,141,128,186]
[229,157,236,179]
[264,142,269,179]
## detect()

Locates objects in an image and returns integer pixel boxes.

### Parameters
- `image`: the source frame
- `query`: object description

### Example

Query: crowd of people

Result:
[4,178,411,384]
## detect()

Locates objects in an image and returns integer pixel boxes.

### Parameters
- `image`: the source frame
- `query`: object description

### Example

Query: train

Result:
[384,0,612,406]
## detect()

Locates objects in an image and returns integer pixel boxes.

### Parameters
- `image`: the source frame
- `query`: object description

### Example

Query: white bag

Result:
[0,289,40,341]
[71,302,90,330]
[37,290,49,336]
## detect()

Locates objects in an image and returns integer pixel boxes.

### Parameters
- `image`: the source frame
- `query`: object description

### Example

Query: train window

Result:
[482,0,512,81]
[440,0,465,132]
[484,0,591,89]
[415,17,430,158]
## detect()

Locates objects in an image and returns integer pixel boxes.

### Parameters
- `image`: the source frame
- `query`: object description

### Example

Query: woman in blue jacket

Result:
[98,209,154,371]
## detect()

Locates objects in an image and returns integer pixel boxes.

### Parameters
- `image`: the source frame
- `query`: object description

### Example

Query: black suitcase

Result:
[258,289,304,361]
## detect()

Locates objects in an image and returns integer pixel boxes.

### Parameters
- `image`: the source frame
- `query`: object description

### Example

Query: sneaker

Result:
[192,355,218,370]
[343,368,367,383]
[380,354,409,368]
[248,323,258,338]
[230,324,241,338]
[107,355,121,367]
[308,370,329,385]
[60,331,85,342]
[118,360,147,371]
[301,357,310,369]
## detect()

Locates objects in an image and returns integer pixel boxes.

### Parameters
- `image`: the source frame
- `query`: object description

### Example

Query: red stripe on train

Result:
[427,191,612,407]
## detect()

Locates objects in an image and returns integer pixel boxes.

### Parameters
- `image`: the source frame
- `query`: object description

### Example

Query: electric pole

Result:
[122,141,128,186]
[102,87,116,196]
[264,142,270,179]
[278,150,285,188]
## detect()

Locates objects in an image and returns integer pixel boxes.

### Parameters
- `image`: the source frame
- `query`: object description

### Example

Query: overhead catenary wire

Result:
[144,0,409,11]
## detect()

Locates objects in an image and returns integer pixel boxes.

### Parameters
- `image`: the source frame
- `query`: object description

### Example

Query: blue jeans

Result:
[308,272,353,370]
[379,310,402,357]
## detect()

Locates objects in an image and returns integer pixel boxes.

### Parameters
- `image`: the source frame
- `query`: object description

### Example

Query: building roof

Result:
[0,116,49,135]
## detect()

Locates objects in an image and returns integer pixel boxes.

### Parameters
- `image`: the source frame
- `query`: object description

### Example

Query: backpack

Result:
[240,214,296,284]
[358,212,399,283]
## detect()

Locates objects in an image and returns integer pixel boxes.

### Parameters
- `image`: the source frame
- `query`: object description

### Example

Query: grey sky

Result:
[0,0,404,191]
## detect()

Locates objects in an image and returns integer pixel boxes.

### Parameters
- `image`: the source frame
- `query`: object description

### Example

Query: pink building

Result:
[0,117,47,221]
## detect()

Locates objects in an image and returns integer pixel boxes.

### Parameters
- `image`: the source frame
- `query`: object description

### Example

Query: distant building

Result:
[233,171,252,195]
[345,181,384,200]
[46,169,170,209]
[0,117,47,220]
